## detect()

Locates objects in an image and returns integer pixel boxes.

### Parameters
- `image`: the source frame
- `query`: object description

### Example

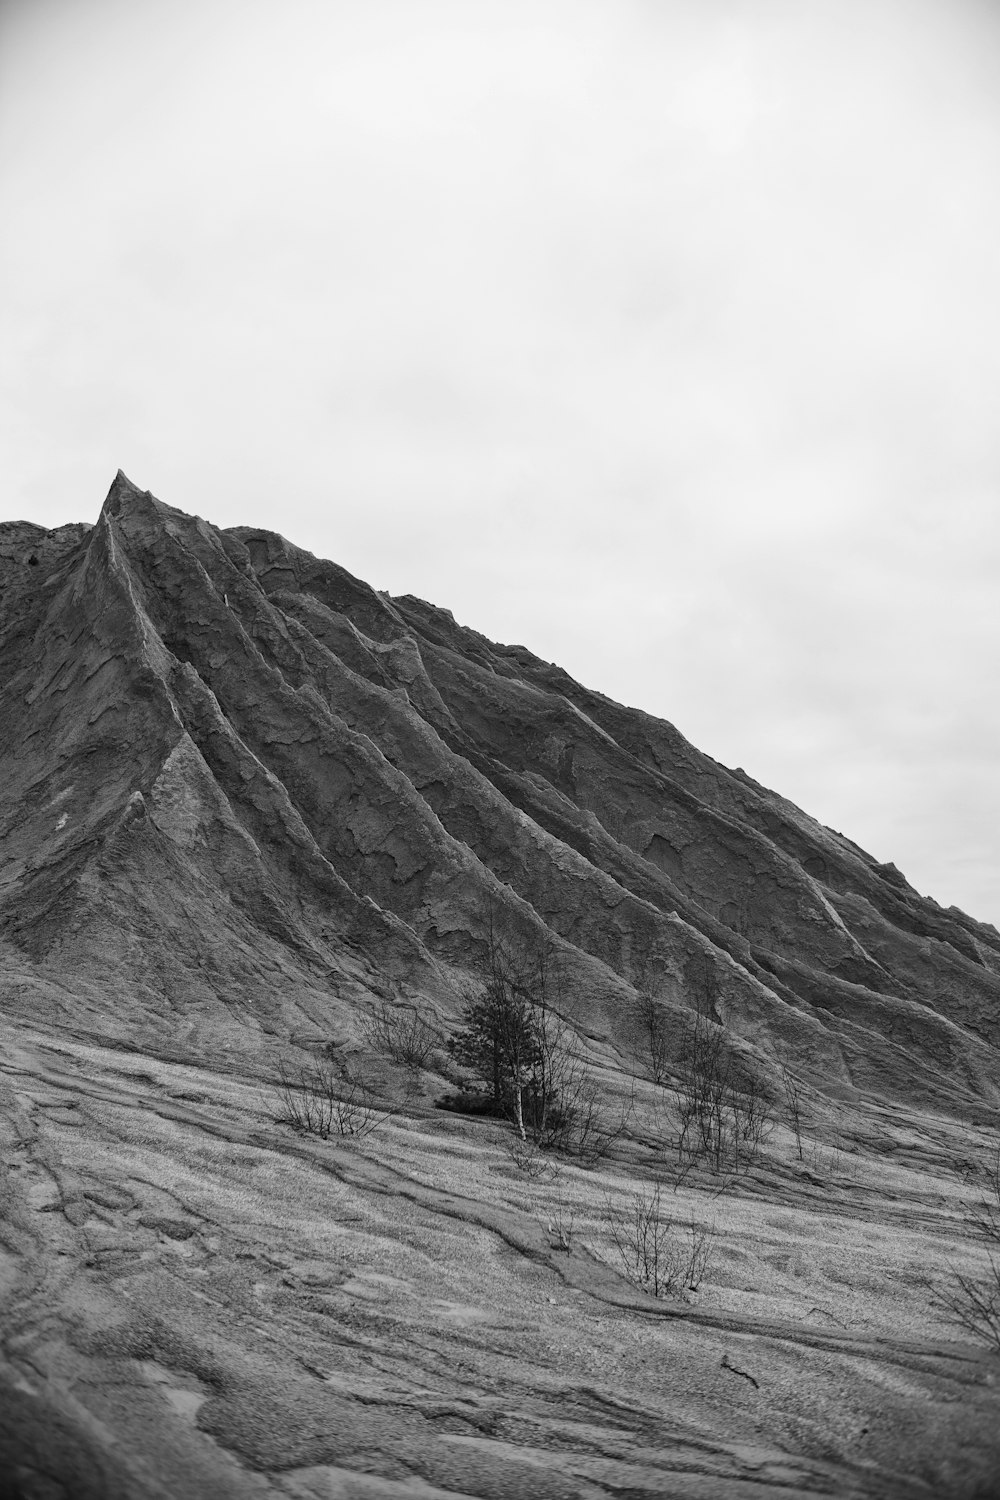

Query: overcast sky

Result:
[3,0,999,925]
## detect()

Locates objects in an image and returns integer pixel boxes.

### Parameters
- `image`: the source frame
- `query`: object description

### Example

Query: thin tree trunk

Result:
[512,1074,526,1140]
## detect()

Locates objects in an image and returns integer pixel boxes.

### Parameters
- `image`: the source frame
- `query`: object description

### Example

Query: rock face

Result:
[2,470,998,1109]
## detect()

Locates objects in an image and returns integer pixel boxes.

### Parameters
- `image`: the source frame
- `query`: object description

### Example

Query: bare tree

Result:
[934,1141,1000,1351]
[780,1064,805,1161]
[635,991,669,1086]
[935,1260,1000,1352]
[684,1217,715,1291]
[361,999,438,1070]
[546,1208,575,1252]
[277,1057,385,1139]
[676,1012,731,1168]
[606,1182,675,1297]
[970,1143,1000,1245]
[501,1131,561,1179]
[560,1072,635,1166]
[730,1059,774,1164]
[606,1182,715,1298]
[676,1013,773,1173]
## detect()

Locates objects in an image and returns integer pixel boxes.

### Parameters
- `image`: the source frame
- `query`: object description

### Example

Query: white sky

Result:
[3,0,999,924]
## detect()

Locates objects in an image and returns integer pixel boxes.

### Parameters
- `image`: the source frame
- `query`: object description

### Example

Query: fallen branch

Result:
[806,1305,847,1329]
[720,1353,759,1389]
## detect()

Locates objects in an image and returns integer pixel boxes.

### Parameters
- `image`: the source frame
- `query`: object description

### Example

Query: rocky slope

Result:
[2,471,999,1498]
[1,471,998,1107]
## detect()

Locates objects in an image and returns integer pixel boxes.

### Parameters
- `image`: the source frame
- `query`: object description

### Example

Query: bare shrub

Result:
[635,991,669,1086]
[605,1182,715,1298]
[277,1057,336,1137]
[331,1072,385,1137]
[546,1209,575,1251]
[676,1013,773,1173]
[676,1011,730,1167]
[277,1057,385,1139]
[934,1260,1000,1352]
[970,1143,1000,1245]
[934,1141,1000,1351]
[361,999,437,1070]
[731,1060,774,1162]
[573,1078,635,1166]
[780,1064,805,1161]
[539,1062,635,1165]
[501,1131,560,1179]
[684,1217,715,1291]
[606,1183,673,1297]
[802,1138,851,1182]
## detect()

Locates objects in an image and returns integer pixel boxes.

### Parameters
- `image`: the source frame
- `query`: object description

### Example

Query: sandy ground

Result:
[2,1016,999,1499]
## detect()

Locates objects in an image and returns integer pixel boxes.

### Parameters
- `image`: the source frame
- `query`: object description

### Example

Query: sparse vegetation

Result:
[970,1143,1000,1245]
[676,1012,773,1173]
[501,1130,560,1179]
[936,1260,1000,1352]
[361,998,438,1070]
[546,1208,575,1251]
[451,910,629,1160]
[545,1065,635,1164]
[780,1064,806,1161]
[635,990,669,1086]
[449,914,553,1140]
[802,1138,850,1182]
[276,1056,385,1139]
[605,1181,715,1297]
[934,1142,1000,1351]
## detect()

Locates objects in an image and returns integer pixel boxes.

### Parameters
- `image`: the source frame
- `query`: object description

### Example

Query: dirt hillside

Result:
[2,472,998,1498]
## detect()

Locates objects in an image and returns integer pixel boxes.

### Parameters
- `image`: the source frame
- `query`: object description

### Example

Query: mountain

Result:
[2,471,999,1499]
[2,470,998,1107]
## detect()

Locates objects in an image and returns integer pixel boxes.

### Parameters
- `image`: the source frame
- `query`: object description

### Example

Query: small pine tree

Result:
[450,910,561,1142]
[449,981,517,1118]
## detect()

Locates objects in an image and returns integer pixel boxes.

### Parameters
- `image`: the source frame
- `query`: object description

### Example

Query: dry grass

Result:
[3,1019,1000,1499]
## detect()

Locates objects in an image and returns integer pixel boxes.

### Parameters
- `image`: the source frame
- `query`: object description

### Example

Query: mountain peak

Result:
[101,466,146,515]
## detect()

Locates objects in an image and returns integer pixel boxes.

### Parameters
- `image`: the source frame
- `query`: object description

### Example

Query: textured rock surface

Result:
[2,472,999,1497]
[3,471,998,1103]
